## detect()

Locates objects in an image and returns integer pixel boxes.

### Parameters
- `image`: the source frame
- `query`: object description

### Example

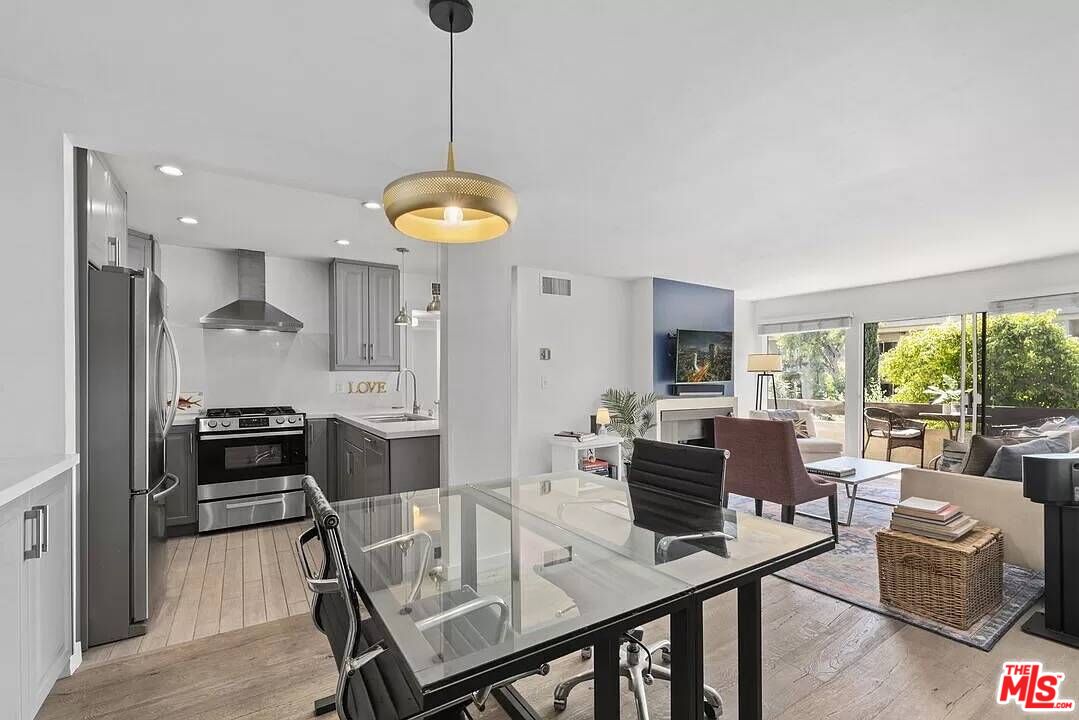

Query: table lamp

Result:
[747,353,782,411]
[595,407,611,434]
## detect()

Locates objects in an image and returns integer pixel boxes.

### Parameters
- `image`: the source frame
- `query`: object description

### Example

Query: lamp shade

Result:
[595,408,611,425]
[747,353,782,373]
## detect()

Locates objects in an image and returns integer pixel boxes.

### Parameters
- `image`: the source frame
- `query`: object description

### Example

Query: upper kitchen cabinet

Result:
[125,229,158,273]
[84,151,127,269]
[329,259,400,370]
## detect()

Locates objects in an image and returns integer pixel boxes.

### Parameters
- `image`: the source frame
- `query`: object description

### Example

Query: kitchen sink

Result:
[363,413,431,423]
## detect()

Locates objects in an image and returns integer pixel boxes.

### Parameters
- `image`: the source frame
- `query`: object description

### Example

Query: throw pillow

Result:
[959,434,1005,476]
[767,409,811,438]
[985,433,1072,481]
[939,440,969,472]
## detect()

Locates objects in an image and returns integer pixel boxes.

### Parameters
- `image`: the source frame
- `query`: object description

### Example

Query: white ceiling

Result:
[6,0,1079,298]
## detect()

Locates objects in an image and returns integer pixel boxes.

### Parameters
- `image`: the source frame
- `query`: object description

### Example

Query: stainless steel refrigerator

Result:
[86,265,181,646]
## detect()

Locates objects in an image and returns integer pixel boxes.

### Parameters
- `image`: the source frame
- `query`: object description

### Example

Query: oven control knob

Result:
[222,420,232,427]
[276,417,285,424]
[288,415,299,424]
[207,420,218,429]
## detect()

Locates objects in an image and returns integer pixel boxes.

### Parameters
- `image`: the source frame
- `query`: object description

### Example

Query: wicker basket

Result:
[876,525,1003,629]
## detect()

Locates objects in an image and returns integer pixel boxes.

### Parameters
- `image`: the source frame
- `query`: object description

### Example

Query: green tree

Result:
[774,329,846,401]
[879,312,1079,408]
[864,323,881,401]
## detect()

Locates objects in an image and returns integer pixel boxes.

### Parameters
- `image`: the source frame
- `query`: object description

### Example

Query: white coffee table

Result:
[800,456,911,527]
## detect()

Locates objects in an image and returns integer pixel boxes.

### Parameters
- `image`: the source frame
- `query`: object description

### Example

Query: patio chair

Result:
[862,407,926,466]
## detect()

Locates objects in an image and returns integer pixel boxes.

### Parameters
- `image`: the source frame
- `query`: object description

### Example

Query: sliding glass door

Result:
[763,327,848,453]
[983,296,1079,433]
[862,314,983,467]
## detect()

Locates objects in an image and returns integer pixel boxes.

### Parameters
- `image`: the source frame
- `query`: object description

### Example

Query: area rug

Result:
[728,477,1044,651]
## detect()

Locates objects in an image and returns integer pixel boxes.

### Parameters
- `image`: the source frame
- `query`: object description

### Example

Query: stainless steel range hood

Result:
[200,250,303,332]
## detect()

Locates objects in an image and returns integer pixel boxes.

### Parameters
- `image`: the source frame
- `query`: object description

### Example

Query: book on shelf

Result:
[554,430,597,442]
[580,459,609,472]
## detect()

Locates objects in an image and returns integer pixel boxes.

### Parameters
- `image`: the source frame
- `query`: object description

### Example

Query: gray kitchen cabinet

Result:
[329,259,400,371]
[125,229,157,272]
[0,469,73,720]
[338,437,366,501]
[306,419,333,501]
[164,425,198,531]
[334,422,438,500]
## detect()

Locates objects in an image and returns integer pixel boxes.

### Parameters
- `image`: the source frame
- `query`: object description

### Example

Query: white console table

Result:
[550,434,624,479]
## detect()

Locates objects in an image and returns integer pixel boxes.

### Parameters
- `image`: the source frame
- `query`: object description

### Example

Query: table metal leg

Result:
[593,632,622,720]
[738,580,763,720]
[492,685,543,720]
[845,483,858,525]
[670,599,705,720]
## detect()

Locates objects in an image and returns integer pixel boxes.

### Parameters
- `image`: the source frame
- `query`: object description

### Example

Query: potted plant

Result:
[600,388,658,468]
[925,375,963,414]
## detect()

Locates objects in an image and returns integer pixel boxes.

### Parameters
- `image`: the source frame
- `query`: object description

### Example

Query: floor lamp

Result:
[747,353,782,411]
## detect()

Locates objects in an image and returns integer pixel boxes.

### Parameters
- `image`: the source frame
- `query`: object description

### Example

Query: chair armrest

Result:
[362,530,433,607]
[414,594,511,644]
[656,530,734,559]
[295,525,341,595]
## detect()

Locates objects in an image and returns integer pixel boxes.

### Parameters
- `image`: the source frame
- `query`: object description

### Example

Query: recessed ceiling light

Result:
[177,216,199,225]
[362,201,382,210]
[156,165,184,177]
[335,238,351,246]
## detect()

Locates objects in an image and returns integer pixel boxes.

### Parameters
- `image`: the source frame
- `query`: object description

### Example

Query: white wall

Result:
[749,252,1079,450]
[512,267,634,476]
[158,243,438,414]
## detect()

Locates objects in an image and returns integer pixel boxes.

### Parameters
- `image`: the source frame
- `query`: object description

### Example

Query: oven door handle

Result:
[200,430,304,441]
[225,497,285,510]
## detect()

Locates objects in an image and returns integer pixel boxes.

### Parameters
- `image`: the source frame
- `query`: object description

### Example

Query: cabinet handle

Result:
[361,343,367,360]
[189,431,193,454]
[23,509,41,560]
[345,452,352,477]
[368,342,374,360]
[34,505,49,553]
[107,236,118,266]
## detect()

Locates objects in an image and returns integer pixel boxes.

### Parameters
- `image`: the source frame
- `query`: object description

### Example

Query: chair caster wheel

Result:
[661,647,671,665]
[553,698,567,712]
[580,647,592,660]
[704,704,718,719]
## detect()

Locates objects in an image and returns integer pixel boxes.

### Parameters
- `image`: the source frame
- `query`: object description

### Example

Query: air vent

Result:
[541,276,572,297]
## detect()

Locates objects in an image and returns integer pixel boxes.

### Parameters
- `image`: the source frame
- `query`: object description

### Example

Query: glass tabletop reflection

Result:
[330,486,690,691]
[471,472,832,590]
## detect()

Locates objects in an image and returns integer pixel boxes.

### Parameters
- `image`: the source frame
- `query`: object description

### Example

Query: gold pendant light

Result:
[383,0,517,243]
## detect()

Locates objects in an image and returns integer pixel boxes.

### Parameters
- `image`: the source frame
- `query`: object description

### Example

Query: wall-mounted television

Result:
[675,329,733,383]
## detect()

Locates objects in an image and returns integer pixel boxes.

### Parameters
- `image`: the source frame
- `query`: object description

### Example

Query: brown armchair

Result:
[713,416,838,541]
[863,407,926,466]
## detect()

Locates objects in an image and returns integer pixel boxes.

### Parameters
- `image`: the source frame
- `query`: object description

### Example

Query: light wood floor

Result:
[80,520,314,668]
[48,574,1076,719]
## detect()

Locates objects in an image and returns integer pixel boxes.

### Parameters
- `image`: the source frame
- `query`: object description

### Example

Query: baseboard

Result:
[66,641,83,677]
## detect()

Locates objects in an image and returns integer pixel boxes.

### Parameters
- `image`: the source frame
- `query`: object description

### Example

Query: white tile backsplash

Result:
[159,244,437,414]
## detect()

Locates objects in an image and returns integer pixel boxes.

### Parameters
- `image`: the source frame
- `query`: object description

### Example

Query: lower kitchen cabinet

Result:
[164,425,197,532]
[0,469,73,720]
[334,421,438,500]
[306,419,333,501]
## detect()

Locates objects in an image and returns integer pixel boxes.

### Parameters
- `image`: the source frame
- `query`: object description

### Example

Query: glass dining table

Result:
[328,472,834,720]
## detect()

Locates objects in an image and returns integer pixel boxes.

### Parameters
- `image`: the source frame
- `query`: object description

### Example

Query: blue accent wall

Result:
[652,277,735,396]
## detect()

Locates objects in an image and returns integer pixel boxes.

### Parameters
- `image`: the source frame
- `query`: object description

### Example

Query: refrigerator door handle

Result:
[161,318,181,438]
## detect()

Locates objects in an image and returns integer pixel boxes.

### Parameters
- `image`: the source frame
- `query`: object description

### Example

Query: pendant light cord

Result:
[449,12,455,144]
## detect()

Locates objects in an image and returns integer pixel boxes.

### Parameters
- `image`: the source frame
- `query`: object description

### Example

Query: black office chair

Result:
[549,439,726,719]
[296,477,547,720]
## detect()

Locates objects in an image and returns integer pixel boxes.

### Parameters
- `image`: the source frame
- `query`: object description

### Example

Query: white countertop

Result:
[0,454,79,507]
[305,411,440,440]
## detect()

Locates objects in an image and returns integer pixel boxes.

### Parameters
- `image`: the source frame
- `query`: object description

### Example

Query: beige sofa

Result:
[900,468,1043,571]
[747,409,843,463]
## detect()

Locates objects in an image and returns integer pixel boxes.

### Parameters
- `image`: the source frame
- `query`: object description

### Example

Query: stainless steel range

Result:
[196,405,307,532]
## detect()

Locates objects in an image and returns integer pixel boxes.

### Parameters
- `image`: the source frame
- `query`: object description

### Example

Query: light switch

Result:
[540,375,550,390]
[539,347,551,360]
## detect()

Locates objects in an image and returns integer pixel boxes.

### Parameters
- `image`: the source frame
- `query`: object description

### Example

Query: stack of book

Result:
[554,430,597,442]
[580,458,611,477]
[890,497,978,541]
